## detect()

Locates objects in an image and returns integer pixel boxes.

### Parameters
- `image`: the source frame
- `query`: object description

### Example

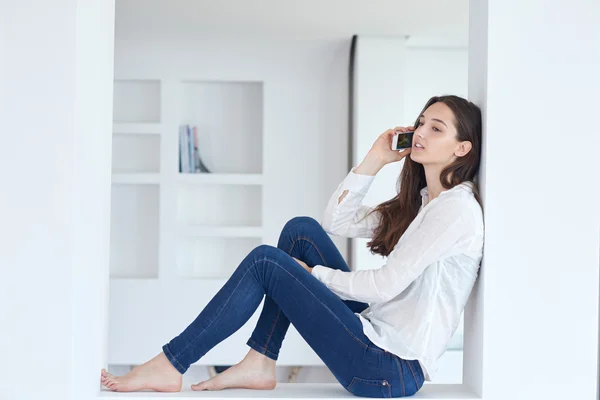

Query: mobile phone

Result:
[391,130,414,151]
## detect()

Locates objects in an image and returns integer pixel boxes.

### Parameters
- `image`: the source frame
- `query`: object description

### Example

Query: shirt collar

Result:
[420,181,473,199]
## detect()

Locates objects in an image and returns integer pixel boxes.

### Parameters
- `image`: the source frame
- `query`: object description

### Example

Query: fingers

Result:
[393,126,416,133]
[382,128,396,138]
[396,148,411,159]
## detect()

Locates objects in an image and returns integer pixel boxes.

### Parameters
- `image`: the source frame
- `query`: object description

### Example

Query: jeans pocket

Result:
[346,376,392,398]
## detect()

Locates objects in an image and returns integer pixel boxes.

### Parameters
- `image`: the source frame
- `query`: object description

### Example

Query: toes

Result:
[191,382,208,391]
[99,371,124,393]
[103,376,118,388]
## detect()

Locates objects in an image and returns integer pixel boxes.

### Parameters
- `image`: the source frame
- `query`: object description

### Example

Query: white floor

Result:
[108,350,463,386]
[107,365,339,387]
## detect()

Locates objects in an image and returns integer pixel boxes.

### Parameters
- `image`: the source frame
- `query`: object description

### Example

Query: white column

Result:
[0,1,77,399]
[0,1,115,399]
[467,0,600,399]
[72,1,115,399]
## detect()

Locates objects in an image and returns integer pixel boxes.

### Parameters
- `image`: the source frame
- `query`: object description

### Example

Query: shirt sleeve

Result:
[312,199,471,303]
[320,167,381,238]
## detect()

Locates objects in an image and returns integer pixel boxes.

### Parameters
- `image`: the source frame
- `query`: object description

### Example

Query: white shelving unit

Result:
[107,77,312,367]
[110,78,264,279]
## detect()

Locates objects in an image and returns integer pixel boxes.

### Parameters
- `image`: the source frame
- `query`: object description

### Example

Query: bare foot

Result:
[192,349,276,391]
[101,352,182,392]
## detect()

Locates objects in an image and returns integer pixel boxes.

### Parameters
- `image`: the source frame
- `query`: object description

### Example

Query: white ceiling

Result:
[115,0,469,40]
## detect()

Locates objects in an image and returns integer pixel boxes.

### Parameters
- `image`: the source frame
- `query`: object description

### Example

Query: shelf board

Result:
[178,173,263,185]
[113,122,162,135]
[179,225,263,238]
[112,173,160,184]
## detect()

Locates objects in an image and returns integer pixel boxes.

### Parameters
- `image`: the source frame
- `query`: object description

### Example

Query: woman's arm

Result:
[322,128,411,238]
[320,145,392,237]
[314,199,472,303]
[320,167,381,238]
[336,156,384,204]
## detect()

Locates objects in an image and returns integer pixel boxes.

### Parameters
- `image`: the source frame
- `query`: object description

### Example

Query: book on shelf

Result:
[179,124,211,174]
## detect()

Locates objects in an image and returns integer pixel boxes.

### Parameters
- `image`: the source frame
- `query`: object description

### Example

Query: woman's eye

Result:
[433,127,441,132]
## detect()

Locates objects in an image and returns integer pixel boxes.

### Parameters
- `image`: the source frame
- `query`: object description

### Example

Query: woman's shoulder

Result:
[440,183,484,231]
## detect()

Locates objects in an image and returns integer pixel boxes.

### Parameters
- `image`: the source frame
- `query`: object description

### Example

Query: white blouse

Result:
[311,167,484,381]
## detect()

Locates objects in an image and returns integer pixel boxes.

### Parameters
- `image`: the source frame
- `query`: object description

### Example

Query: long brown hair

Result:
[365,95,483,257]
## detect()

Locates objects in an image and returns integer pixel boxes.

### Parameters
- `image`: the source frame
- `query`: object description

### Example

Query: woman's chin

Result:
[409,152,427,165]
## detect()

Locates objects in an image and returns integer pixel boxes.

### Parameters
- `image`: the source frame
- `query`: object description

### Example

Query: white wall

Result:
[72,1,116,399]
[467,0,600,398]
[0,1,77,398]
[0,1,115,399]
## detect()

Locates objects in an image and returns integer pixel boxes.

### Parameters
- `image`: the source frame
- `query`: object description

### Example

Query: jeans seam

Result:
[248,338,279,359]
[263,308,281,354]
[288,236,328,266]
[346,377,358,391]
[347,332,385,353]
[163,343,186,373]
[393,356,405,397]
[406,360,420,389]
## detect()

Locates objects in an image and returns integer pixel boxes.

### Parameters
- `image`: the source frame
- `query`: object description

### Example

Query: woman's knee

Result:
[245,244,298,273]
[282,216,320,234]
[248,244,274,260]
[247,244,289,265]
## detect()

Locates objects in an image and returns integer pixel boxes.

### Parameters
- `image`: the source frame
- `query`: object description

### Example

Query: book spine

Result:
[193,126,200,172]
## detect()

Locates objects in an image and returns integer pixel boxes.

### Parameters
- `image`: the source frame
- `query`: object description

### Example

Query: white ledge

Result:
[99,383,479,399]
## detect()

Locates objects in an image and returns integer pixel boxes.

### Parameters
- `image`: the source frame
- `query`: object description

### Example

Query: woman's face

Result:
[409,101,471,167]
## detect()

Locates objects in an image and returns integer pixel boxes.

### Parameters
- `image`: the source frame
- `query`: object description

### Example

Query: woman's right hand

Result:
[355,126,414,175]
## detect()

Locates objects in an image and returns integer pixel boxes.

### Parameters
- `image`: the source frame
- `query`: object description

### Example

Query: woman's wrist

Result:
[355,155,385,176]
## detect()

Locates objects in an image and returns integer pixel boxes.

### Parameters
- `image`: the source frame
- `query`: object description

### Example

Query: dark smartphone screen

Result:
[394,131,414,150]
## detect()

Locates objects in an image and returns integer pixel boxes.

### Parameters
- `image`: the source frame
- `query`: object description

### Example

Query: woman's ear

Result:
[455,141,472,157]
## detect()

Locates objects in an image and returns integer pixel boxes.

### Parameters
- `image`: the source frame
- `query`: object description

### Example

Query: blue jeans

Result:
[162,216,425,398]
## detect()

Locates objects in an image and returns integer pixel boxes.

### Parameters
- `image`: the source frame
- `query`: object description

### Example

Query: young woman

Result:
[101,95,484,398]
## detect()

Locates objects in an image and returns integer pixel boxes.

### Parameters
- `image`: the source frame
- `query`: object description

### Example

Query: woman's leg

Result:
[102,242,424,396]
[193,216,367,390]
[246,216,369,360]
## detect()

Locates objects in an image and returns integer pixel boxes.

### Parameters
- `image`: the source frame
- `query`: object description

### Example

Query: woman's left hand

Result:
[292,257,313,274]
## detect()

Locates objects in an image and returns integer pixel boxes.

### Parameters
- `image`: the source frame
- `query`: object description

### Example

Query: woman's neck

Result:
[424,166,448,202]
